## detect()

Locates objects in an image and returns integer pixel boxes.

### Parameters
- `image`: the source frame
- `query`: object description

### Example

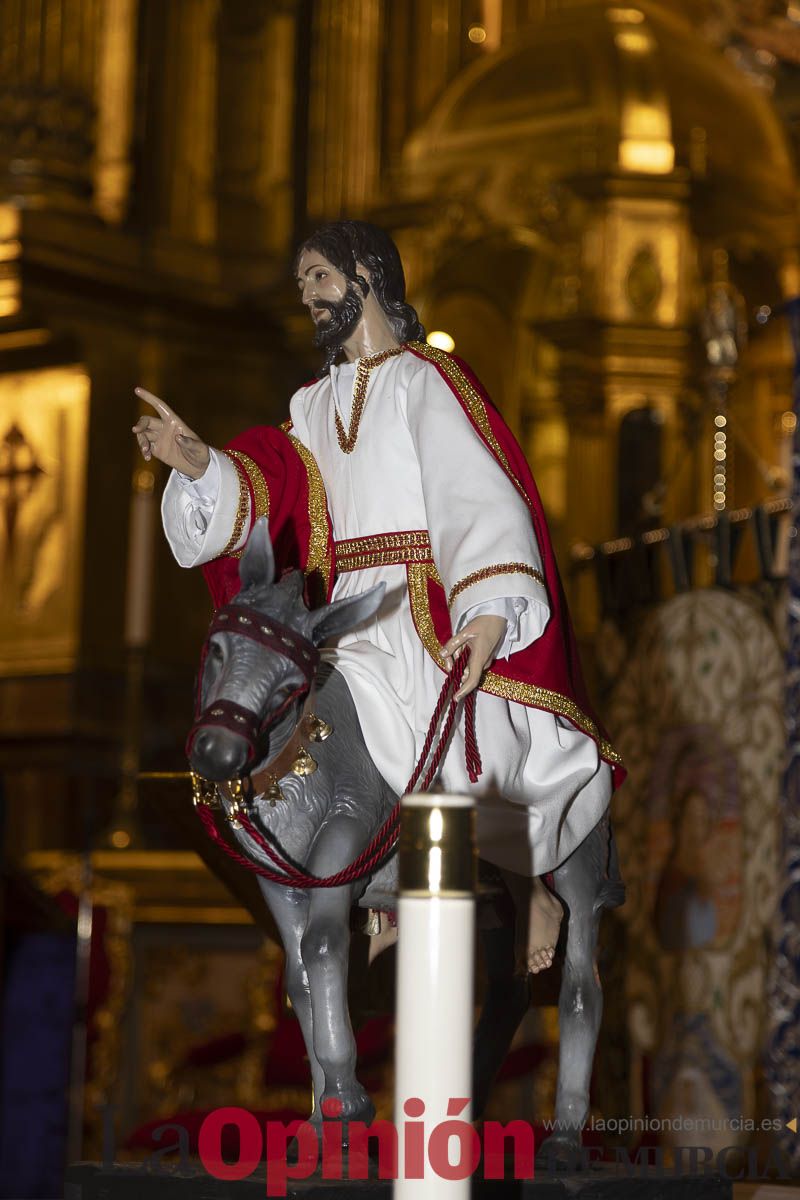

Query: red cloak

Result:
[200,425,334,611]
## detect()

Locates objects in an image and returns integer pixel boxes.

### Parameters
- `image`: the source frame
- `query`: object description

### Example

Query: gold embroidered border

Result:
[335,345,405,453]
[335,532,433,572]
[406,562,445,671]
[220,455,250,558]
[224,449,270,560]
[335,530,431,557]
[408,341,526,493]
[449,562,546,608]
[226,450,270,521]
[287,433,332,595]
[280,418,294,433]
[337,545,435,572]
[406,561,623,767]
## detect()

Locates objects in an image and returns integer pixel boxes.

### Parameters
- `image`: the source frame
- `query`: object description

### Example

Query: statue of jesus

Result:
[133,220,623,972]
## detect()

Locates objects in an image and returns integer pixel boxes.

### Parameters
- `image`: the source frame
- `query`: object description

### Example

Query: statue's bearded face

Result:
[295,249,363,353]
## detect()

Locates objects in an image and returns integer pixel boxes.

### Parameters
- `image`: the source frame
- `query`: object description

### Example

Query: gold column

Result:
[733,317,793,509]
[410,0,460,118]
[160,0,218,244]
[215,0,297,261]
[0,0,98,208]
[307,0,382,218]
[526,410,568,541]
[0,204,21,318]
[548,174,692,543]
[93,0,138,224]
[41,0,62,88]
[259,1,297,254]
[21,0,44,83]
[501,0,550,36]
[565,412,616,547]
[61,0,97,91]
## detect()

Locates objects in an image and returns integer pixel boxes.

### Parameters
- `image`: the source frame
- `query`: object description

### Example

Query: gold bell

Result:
[264,778,284,808]
[307,713,333,742]
[226,777,246,828]
[291,746,318,777]
[226,801,243,829]
[226,799,244,829]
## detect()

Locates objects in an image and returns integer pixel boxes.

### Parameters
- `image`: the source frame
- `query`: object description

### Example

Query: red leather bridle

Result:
[186,602,320,767]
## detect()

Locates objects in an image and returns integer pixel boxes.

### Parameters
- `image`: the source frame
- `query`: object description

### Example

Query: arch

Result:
[402,1,796,245]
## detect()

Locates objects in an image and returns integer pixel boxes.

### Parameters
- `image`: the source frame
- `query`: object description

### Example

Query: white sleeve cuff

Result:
[459,595,548,659]
[161,448,250,567]
[174,455,221,507]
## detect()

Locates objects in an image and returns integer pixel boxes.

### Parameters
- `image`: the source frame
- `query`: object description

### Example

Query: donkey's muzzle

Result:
[190,727,250,782]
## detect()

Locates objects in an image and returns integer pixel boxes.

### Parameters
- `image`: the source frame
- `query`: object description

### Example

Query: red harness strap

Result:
[194,649,482,888]
[187,603,319,764]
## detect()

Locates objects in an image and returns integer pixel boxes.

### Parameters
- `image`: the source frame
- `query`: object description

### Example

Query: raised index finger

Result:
[134,387,177,422]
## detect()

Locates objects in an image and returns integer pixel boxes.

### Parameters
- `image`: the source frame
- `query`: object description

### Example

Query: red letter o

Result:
[428,1120,481,1181]
[198,1107,262,1180]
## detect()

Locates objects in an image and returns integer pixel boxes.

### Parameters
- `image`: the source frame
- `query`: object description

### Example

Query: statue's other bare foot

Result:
[368,911,398,964]
[525,876,562,974]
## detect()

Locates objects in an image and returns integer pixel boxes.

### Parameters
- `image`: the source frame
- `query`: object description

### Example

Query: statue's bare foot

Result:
[368,912,398,964]
[526,876,562,974]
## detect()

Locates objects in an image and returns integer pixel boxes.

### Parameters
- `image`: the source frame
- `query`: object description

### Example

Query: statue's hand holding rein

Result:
[132,388,211,479]
[441,614,507,702]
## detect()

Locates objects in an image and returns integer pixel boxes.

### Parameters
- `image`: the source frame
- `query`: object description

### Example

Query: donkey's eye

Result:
[200,642,224,705]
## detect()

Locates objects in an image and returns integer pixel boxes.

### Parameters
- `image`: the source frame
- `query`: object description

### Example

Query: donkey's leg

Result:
[301,815,374,1127]
[256,879,325,1120]
[540,822,608,1163]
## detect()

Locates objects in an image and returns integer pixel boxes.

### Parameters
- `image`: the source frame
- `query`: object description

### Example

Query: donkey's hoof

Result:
[321,1086,375,1127]
[537,1131,583,1170]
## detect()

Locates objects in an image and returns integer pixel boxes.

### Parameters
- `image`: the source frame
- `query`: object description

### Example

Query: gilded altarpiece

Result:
[0,366,89,674]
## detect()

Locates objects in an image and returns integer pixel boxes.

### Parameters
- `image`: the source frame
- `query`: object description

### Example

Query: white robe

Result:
[162,350,611,875]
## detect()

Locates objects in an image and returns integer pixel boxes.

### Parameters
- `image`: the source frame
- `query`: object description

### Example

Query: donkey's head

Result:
[188,518,383,782]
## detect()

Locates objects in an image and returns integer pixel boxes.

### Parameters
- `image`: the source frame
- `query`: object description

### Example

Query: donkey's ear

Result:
[239,517,275,591]
[307,583,385,646]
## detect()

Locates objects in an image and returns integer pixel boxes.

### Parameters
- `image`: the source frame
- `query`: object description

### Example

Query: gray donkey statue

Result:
[189,518,624,1158]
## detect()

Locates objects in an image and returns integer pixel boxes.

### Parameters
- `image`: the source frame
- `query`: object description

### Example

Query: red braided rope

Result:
[464,692,483,784]
[197,803,313,885]
[196,649,481,888]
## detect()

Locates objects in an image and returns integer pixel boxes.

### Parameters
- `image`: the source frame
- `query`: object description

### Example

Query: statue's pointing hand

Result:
[132,389,211,479]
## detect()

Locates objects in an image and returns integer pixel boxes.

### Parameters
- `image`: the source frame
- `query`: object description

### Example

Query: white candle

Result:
[394,793,477,1199]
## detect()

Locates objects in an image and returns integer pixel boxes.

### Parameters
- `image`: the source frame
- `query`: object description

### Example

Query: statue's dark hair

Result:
[294,221,425,367]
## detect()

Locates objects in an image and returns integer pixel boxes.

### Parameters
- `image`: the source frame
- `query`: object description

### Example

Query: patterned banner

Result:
[609,588,782,1153]
[766,296,800,1165]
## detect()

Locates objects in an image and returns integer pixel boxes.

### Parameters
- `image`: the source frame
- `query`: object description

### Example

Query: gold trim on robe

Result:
[448,562,546,607]
[335,530,434,572]
[407,560,623,766]
[287,433,333,595]
[218,453,251,558]
[407,341,529,501]
[223,449,270,560]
